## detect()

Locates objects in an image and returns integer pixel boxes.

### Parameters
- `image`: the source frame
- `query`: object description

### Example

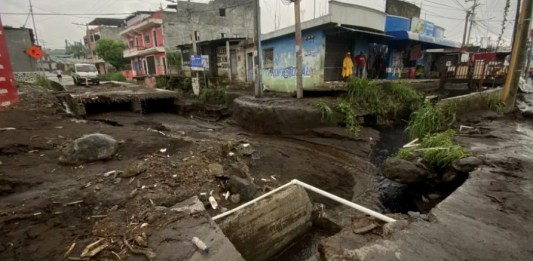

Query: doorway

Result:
[146,56,156,75]
[246,53,254,82]
[230,50,237,79]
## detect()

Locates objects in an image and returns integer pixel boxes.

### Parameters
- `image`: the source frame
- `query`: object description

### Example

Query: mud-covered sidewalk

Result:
[327,113,533,260]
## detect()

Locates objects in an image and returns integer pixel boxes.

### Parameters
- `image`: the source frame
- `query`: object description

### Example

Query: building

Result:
[171,0,256,83]
[84,18,124,74]
[260,0,389,92]
[120,11,170,79]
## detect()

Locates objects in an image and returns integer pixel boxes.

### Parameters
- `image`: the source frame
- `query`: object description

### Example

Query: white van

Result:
[72,63,99,85]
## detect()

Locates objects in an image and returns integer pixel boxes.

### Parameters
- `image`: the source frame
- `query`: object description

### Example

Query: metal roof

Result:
[87,18,124,27]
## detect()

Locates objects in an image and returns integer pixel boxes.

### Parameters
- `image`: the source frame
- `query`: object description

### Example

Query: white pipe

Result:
[212,179,396,223]
[212,181,297,221]
[291,180,396,223]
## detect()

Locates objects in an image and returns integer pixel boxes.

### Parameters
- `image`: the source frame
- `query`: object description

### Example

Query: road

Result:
[45,71,74,86]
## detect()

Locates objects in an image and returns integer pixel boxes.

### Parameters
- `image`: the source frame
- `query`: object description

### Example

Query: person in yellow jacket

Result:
[342,52,353,79]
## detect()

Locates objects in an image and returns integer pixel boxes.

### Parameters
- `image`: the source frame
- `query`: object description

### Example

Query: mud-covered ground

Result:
[0,86,381,260]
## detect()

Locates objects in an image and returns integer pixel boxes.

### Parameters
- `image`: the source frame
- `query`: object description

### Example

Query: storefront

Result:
[385,16,461,80]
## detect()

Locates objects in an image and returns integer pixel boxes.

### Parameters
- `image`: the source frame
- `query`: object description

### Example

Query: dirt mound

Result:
[14,83,63,113]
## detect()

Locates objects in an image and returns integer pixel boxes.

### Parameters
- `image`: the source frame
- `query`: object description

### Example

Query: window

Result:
[129,40,134,48]
[263,48,274,68]
[219,8,226,17]
[153,29,158,46]
[135,36,139,47]
[234,34,240,38]
[144,34,150,44]
[93,34,101,42]
[221,33,227,38]
[193,31,200,41]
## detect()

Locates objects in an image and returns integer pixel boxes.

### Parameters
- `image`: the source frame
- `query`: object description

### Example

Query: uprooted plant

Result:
[406,102,457,140]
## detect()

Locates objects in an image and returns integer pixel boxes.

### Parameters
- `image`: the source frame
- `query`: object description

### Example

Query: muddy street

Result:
[0,89,381,260]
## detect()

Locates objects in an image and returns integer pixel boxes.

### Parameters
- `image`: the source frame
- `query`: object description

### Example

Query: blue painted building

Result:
[261,1,389,92]
[384,15,461,79]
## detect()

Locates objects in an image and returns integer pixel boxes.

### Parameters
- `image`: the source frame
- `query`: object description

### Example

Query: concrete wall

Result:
[163,0,255,48]
[437,88,503,114]
[330,1,386,32]
[219,185,313,261]
[386,0,421,19]
[3,27,37,72]
[261,28,325,92]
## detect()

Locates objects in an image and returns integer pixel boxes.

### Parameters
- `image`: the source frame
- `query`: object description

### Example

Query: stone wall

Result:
[386,0,421,19]
[13,72,42,83]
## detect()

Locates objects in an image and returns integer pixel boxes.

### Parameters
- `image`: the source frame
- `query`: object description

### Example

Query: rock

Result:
[382,159,430,184]
[236,143,255,156]
[453,156,482,173]
[230,160,252,179]
[227,176,258,201]
[382,220,409,236]
[59,133,118,164]
[207,163,224,176]
[230,193,241,204]
[441,169,459,183]
[122,161,148,178]
[351,217,378,234]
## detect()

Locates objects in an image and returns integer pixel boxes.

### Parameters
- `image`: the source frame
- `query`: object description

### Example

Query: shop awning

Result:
[339,26,392,38]
[387,31,461,48]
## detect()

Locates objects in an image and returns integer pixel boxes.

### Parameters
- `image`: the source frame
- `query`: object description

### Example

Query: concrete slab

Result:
[57,85,179,116]
[145,196,244,261]
[218,185,313,261]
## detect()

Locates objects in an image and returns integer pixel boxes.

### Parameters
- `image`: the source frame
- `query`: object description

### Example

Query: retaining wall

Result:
[437,88,502,114]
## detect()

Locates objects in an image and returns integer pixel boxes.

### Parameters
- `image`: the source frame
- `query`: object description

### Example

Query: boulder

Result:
[382,158,429,184]
[452,156,482,173]
[227,175,258,201]
[59,133,118,164]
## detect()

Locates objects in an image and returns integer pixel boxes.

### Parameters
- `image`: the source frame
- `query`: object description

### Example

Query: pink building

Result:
[120,11,168,79]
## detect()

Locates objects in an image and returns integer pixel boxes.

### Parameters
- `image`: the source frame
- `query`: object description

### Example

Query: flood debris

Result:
[192,237,209,253]
[80,238,109,258]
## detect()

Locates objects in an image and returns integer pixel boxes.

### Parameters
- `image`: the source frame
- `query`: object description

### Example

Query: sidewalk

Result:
[333,115,533,260]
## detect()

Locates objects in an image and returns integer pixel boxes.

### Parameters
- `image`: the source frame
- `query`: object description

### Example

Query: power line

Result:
[452,0,467,10]
[0,12,131,16]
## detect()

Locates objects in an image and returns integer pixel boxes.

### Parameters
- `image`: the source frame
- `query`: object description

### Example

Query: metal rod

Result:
[212,179,396,223]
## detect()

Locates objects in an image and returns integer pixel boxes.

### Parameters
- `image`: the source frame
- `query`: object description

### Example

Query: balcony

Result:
[120,17,163,36]
[123,45,165,58]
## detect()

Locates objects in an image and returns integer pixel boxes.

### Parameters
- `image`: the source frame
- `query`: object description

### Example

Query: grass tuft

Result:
[406,103,456,140]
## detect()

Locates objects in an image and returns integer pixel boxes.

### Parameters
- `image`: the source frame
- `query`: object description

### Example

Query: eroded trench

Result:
[56,93,470,261]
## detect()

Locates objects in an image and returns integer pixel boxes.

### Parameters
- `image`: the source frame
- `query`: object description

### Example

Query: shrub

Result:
[199,87,226,104]
[406,103,456,140]
[108,72,126,82]
[155,77,168,89]
[486,94,504,114]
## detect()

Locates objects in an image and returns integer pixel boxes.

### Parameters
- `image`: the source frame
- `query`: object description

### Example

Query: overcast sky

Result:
[0,0,519,50]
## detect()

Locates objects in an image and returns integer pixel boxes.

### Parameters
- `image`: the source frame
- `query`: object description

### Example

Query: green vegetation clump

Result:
[109,72,127,82]
[406,103,456,140]
[155,77,168,89]
[199,87,226,104]
[486,94,505,114]
[394,130,468,170]
[314,100,334,122]
[336,100,362,134]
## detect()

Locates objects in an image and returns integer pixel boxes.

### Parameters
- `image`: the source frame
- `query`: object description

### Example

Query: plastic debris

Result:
[160,148,167,153]
[224,191,230,200]
[192,237,209,253]
[209,196,218,209]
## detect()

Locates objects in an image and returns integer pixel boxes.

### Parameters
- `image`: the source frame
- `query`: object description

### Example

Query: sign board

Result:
[0,17,19,108]
[190,55,209,71]
[411,17,435,37]
[26,45,43,60]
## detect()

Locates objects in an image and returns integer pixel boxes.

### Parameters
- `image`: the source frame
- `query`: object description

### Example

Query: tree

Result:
[66,42,86,59]
[95,39,128,70]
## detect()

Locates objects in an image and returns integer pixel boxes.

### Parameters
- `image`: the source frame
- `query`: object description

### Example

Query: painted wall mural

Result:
[262,29,325,92]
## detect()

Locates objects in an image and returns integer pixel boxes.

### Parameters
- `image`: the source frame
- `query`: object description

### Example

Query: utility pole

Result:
[501,0,532,112]
[28,0,39,45]
[465,0,479,46]
[512,0,523,46]
[294,0,303,99]
[73,22,93,60]
[462,11,471,47]
[254,0,263,97]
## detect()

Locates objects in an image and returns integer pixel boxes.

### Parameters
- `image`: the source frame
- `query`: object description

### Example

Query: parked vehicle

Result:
[72,64,99,86]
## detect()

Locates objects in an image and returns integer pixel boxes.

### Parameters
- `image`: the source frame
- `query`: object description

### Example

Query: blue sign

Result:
[190,55,209,71]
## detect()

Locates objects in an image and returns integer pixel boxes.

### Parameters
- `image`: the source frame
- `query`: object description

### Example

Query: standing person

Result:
[354,51,367,78]
[56,69,63,82]
[342,52,353,80]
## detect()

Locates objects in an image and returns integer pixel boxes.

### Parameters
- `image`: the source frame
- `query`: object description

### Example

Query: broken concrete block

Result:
[59,133,118,164]
[218,185,313,261]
